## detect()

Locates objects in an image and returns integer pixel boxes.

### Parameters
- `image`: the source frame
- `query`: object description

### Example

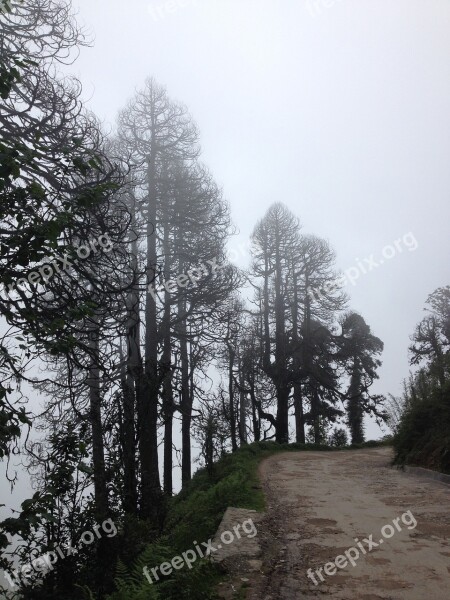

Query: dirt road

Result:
[247,448,450,600]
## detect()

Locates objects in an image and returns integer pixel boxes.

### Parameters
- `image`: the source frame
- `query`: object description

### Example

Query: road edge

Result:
[395,464,450,486]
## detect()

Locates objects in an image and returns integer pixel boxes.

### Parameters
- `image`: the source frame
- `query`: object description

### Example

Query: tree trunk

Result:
[161,197,174,496]
[347,359,365,445]
[87,318,114,596]
[311,386,321,444]
[294,382,305,444]
[238,362,247,445]
[274,234,289,444]
[140,152,162,523]
[87,319,109,521]
[248,377,261,442]
[179,299,192,486]
[122,203,140,515]
[228,347,238,451]
[121,366,138,515]
[275,385,290,443]
[292,268,305,443]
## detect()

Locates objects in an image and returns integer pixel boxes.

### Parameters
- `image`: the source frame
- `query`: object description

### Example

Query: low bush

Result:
[393,383,450,474]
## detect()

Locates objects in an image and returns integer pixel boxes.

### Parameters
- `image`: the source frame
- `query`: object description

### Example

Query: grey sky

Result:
[70,0,450,436]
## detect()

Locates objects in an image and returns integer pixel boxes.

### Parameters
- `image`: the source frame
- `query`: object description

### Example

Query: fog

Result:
[72,0,450,435]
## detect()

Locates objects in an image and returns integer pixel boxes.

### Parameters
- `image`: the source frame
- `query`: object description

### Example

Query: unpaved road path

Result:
[247,448,450,600]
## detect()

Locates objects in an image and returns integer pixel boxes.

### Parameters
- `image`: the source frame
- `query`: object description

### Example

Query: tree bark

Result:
[238,361,247,445]
[228,346,238,451]
[140,151,162,523]
[87,318,109,522]
[122,201,140,515]
[179,298,192,486]
[161,212,174,496]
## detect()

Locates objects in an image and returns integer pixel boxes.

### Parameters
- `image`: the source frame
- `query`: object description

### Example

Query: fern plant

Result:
[106,540,173,600]
[106,539,220,600]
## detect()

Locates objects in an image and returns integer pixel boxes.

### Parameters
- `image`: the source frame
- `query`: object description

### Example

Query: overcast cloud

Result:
[70,0,450,433]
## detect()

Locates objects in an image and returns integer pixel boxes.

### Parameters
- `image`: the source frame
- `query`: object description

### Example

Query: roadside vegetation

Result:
[389,286,450,474]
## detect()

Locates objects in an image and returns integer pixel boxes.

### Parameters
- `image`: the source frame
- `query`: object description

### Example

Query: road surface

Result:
[247,447,450,600]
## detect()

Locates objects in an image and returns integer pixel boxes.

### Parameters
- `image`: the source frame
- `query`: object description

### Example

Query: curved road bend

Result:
[248,448,450,600]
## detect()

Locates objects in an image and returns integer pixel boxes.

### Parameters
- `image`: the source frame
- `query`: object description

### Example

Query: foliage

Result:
[105,443,274,600]
[328,428,349,447]
[0,4,129,594]
[392,285,450,473]
[393,379,450,474]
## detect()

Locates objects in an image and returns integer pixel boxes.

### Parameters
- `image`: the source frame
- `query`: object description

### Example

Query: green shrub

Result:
[328,428,349,448]
[393,383,450,474]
